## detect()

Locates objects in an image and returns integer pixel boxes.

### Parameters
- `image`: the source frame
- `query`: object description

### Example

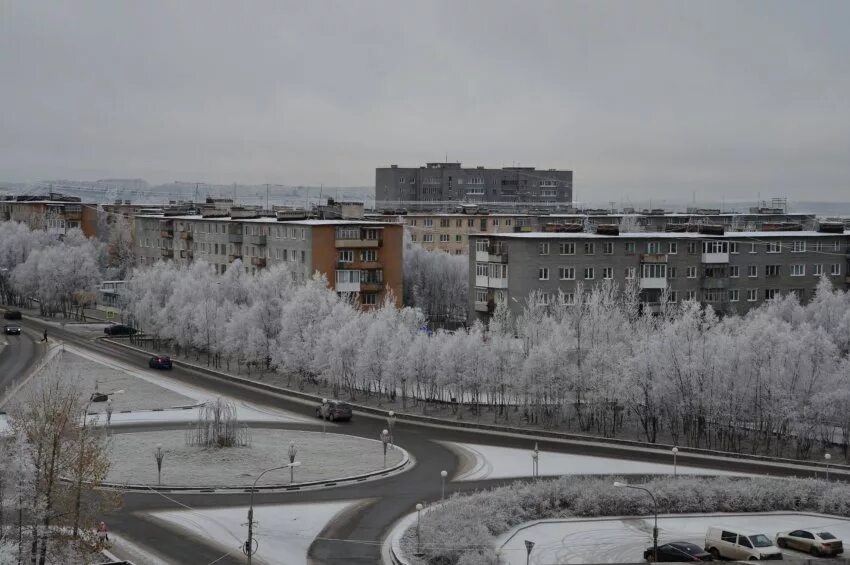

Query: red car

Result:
[148,356,173,370]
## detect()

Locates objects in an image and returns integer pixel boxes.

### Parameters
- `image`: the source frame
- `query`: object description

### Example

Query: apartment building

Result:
[374,209,816,256]
[375,162,573,209]
[469,225,850,323]
[0,194,98,237]
[134,214,402,307]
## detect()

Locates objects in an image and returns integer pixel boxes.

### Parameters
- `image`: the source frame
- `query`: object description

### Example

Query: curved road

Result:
[5,315,846,565]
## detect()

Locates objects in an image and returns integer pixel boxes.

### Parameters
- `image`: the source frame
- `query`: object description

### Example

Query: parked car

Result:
[3,310,22,320]
[3,324,22,335]
[705,527,783,560]
[776,530,843,556]
[104,324,137,336]
[315,399,353,422]
[148,356,173,370]
[645,542,714,562]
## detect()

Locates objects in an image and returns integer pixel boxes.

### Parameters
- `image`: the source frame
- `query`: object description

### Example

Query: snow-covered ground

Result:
[443,442,752,481]
[106,429,405,487]
[496,512,850,565]
[150,500,363,565]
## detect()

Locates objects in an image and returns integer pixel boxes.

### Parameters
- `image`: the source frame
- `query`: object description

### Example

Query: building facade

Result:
[134,215,403,307]
[469,227,850,323]
[375,162,573,209]
[0,194,98,237]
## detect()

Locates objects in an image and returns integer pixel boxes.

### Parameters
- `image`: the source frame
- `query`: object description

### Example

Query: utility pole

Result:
[265,184,269,211]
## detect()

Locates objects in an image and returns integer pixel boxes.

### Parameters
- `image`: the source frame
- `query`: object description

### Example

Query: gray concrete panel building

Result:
[375,162,572,209]
[469,227,850,323]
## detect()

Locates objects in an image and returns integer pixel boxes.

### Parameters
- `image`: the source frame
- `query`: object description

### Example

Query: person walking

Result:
[41,329,48,343]
[96,521,109,543]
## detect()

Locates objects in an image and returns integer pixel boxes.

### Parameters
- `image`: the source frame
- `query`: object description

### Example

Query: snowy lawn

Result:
[496,513,850,565]
[443,442,751,481]
[150,500,362,565]
[106,429,404,487]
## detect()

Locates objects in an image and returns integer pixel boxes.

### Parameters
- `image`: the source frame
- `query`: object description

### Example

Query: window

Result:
[411,234,417,242]
[729,265,739,277]
[602,267,613,279]
[765,289,779,300]
[668,242,678,254]
[539,242,550,255]
[603,241,614,254]
[440,218,449,227]
[767,241,781,253]
[641,264,667,278]
[704,289,724,303]
[747,289,758,302]
[335,270,360,284]
[833,241,841,251]
[791,241,806,253]
[538,267,549,280]
[625,242,636,255]
[492,218,500,227]
[559,242,575,255]
[559,267,575,280]
[584,267,595,280]
[362,249,377,262]
[686,266,697,279]
[748,265,758,278]
[563,293,576,305]
[439,234,449,242]
[766,265,781,277]
[455,219,462,228]
[668,291,678,303]
[423,234,433,243]
[476,263,488,277]
[729,289,740,302]
[669,266,677,278]
[624,267,636,280]
[475,288,488,303]
[812,242,823,252]
[490,264,507,279]
[424,219,433,228]
[647,242,661,254]
[475,239,489,252]
[336,227,358,240]
[813,264,824,276]
[455,234,463,242]
[687,241,698,254]
[749,242,758,254]
[685,290,697,301]
[729,242,739,254]
[739,537,753,549]
[584,242,595,255]
[791,264,805,277]
[831,264,841,276]
[338,250,354,263]
[363,293,377,306]
[703,241,729,254]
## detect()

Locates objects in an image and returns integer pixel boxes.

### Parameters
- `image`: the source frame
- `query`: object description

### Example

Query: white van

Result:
[705,526,783,560]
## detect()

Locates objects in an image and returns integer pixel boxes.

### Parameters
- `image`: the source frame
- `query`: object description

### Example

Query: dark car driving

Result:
[3,325,22,335]
[148,356,173,370]
[3,310,22,320]
[315,399,353,422]
[645,542,714,562]
[104,324,137,336]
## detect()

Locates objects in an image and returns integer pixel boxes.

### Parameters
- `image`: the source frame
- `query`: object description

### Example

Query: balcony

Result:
[358,261,381,270]
[335,238,381,248]
[701,252,730,264]
[361,281,383,292]
[179,250,193,259]
[640,253,668,263]
[251,257,266,268]
[475,275,489,287]
[701,278,730,289]
[228,233,243,243]
[488,252,508,263]
[639,277,667,289]
[336,281,360,293]
[228,254,243,262]
[179,231,193,240]
[160,229,174,238]
[246,234,267,246]
[474,300,490,313]
[487,278,509,289]
[475,250,489,262]
[160,249,173,258]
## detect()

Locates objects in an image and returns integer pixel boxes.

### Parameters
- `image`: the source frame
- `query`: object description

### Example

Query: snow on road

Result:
[151,500,362,565]
[442,442,751,481]
[496,512,850,565]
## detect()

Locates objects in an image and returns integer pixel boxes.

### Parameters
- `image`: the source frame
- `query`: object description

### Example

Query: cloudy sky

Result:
[1,1,849,202]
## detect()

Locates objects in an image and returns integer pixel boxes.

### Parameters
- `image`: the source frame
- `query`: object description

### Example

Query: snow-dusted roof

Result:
[136,214,390,226]
[477,230,847,239]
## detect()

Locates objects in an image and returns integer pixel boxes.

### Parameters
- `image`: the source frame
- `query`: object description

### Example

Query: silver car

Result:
[776,530,843,556]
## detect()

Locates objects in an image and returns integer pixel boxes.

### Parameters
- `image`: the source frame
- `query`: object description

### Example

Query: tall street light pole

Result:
[615,481,658,562]
[825,453,832,481]
[415,503,424,556]
[671,446,679,478]
[380,429,390,467]
[246,462,301,565]
[440,470,448,501]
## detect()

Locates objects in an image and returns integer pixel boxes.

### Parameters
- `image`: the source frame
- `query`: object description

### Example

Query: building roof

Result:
[477,230,847,239]
[135,214,390,226]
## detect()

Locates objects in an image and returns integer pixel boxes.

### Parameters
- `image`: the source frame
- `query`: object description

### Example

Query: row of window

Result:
[534,263,843,280]
[413,233,465,243]
[535,240,844,256]
[337,249,378,263]
[409,217,519,228]
[514,287,805,307]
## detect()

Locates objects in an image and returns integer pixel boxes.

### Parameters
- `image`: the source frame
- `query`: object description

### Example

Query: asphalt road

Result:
[0,323,40,401]
[6,315,848,565]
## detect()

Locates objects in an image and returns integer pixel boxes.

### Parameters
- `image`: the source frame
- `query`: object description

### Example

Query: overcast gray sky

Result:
[2,1,849,202]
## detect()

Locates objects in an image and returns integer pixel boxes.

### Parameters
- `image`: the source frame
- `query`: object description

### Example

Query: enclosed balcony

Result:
[246,234,267,246]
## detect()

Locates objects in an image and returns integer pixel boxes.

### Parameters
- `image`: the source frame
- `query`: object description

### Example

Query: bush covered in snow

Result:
[401,475,850,565]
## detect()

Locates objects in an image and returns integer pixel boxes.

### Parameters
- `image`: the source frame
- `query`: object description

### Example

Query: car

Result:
[776,530,843,556]
[3,310,22,320]
[705,526,783,560]
[3,325,22,335]
[104,324,137,336]
[148,356,173,370]
[645,542,714,562]
[315,399,353,422]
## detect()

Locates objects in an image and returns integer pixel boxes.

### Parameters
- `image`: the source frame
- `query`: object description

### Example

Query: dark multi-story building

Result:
[469,225,850,323]
[375,162,573,210]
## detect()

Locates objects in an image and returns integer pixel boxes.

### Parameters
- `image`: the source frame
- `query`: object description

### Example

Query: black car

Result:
[3,310,22,320]
[3,325,22,335]
[645,542,714,562]
[148,356,173,370]
[316,399,353,422]
[104,324,137,336]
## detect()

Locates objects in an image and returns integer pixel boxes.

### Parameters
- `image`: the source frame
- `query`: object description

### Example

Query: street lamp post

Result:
[245,462,301,565]
[825,453,832,481]
[387,411,396,447]
[415,503,424,556]
[671,447,679,478]
[288,442,298,484]
[154,444,165,485]
[320,398,328,436]
[615,481,658,561]
[440,470,448,501]
[532,442,540,478]
[380,429,391,468]
[106,398,114,432]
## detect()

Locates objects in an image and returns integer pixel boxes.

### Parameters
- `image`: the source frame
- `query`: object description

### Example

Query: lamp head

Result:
[613,481,626,488]
[388,411,395,417]
[440,470,447,478]
[416,503,423,511]
[671,447,679,454]
[825,453,832,461]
